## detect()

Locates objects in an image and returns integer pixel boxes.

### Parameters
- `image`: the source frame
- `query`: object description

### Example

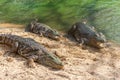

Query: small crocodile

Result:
[0,34,63,69]
[68,22,106,48]
[25,20,60,41]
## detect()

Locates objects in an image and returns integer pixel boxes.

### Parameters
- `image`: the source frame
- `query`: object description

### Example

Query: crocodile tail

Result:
[25,23,32,32]
[25,19,38,32]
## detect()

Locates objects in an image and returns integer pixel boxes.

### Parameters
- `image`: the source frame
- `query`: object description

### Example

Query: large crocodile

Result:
[25,20,60,41]
[68,22,106,48]
[0,34,63,69]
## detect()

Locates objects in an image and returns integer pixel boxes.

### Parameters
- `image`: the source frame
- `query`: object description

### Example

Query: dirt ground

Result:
[0,24,120,80]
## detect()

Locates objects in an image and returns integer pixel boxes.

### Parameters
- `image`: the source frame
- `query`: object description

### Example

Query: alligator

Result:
[0,34,63,69]
[25,20,60,41]
[68,22,106,48]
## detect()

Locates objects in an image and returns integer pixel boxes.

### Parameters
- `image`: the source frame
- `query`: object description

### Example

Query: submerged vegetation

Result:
[0,0,120,43]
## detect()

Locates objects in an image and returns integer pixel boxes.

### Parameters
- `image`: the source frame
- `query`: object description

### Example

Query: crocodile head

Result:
[45,29,60,41]
[37,52,63,69]
[94,32,106,41]
[89,32,106,48]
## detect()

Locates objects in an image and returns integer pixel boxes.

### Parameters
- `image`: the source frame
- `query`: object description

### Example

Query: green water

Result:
[0,0,120,43]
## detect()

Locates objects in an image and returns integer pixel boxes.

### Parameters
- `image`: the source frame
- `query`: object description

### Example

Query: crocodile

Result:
[25,20,60,41]
[68,22,106,48]
[0,34,63,69]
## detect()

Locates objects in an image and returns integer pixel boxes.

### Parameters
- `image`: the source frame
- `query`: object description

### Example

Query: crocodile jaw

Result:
[91,42,105,49]
[37,53,63,69]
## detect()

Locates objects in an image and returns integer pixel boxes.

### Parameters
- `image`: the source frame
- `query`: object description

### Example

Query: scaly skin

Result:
[0,34,63,69]
[68,22,106,48]
[25,20,60,41]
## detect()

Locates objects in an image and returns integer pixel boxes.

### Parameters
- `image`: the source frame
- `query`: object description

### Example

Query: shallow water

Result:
[0,0,120,43]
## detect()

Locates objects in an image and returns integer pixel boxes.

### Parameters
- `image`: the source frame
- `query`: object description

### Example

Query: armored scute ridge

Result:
[68,22,106,48]
[25,20,60,41]
[0,34,63,69]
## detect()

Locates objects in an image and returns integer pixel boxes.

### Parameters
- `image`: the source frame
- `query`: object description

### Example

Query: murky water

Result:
[0,0,120,43]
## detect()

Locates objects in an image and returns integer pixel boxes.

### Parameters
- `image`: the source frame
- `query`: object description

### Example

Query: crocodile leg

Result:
[74,33,83,44]
[80,38,85,45]
[25,52,39,68]
[28,58,36,68]
[74,33,90,46]
[39,32,43,37]
[74,33,84,47]
[5,42,19,55]
[27,55,39,68]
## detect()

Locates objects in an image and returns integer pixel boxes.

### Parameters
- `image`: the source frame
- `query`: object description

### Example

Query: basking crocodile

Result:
[68,22,106,48]
[25,20,60,41]
[0,34,63,69]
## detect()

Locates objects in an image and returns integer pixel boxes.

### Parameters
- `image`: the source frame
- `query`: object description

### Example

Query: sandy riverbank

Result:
[0,24,120,80]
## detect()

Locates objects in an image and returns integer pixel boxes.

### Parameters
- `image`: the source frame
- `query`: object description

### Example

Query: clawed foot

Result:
[28,58,36,68]
[5,50,15,56]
